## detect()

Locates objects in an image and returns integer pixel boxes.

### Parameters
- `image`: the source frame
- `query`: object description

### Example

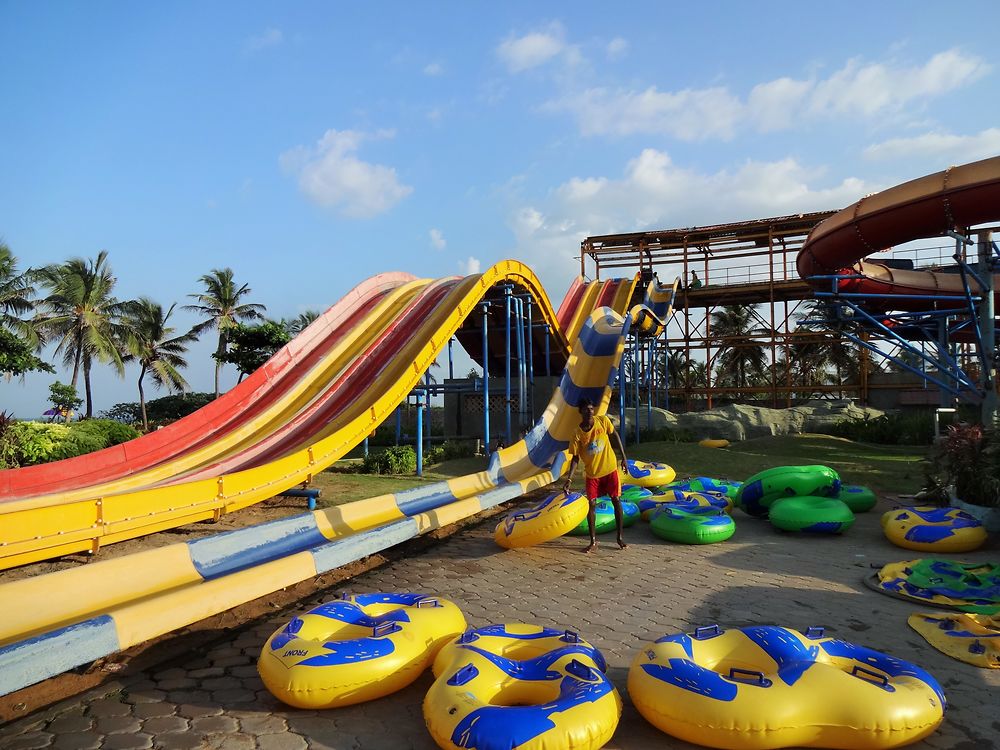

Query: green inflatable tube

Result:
[660,477,742,499]
[736,465,841,518]
[649,505,736,544]
[568,498,641,535]
[769,496,855,533]
[837,484,877,513]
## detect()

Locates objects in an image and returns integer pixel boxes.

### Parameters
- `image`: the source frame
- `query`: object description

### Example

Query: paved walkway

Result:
[2,497,998,750]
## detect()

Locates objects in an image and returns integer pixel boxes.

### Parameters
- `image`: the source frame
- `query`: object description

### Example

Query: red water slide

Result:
[0,272,416,500]
[797,156,1000,305]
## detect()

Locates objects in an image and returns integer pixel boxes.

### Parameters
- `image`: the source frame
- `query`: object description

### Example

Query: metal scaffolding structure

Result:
[581,214,1000,416]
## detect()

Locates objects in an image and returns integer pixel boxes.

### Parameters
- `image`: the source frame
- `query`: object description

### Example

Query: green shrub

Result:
[7,422,70,465]
[362,446,417,475]
[99,402,143,425]
[72,419,141,447]
[49,427,106,462]
[925,421,1000,507]
[823,412,933,446]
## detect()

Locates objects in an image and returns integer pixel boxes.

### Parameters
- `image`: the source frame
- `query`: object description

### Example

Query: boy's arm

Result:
[611,427,628,473]
[562,454,579,493]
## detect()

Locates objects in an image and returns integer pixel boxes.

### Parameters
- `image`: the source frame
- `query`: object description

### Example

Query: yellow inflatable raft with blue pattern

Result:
[881,506,987,553]
[258,593,465,708]
[494,492,588,549]
[625,459,676,487]
[628,624,946,749]
[424,624,622,750]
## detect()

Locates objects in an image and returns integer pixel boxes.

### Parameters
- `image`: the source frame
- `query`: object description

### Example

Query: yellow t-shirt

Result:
[570,415,618,479]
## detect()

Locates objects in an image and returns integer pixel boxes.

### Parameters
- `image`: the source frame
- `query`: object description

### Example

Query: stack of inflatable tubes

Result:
[638,490,732,521]
[567,498,641,535]
[258,593,466,708]
[425,624,622,750]
[881,506,988,553]
[662,476,742,499]
[494,492,588,549]
[736,465,841,518]
[628,624,946,750]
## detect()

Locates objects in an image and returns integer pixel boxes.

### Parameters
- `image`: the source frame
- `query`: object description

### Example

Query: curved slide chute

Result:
[0,275,678,697]
[798,155,1000,305]
[0,262,566,569]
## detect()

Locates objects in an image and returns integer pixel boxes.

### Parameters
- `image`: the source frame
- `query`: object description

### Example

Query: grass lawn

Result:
[306,435,929,508]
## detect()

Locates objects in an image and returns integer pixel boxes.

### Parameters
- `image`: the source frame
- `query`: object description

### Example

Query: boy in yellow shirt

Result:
[561,398,629,553]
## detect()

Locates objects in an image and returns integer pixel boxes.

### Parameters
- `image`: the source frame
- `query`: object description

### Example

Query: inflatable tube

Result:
[649,505,735,544]
[698,438,730,448]
[621,484,654,502]
[628,624,946,750]
[881,506,987,553]
[869,559,1000,613]
[838,484,877,513]
[909,612,1000,669]
[567,498,640,535]
[425,624,622,750]
[662,476,742,499]
[625,459,676,488]
[736,465,841,518]
[258,593,466,709]
[494,492,588,549]
[769,497,855,533]
[640,490,732,521]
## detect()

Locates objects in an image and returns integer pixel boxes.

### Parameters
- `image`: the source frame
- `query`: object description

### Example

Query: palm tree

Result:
[184,268,266,397]
[284,310,321,336]
[36,251,135,417]
[709,305,769,392]
[0,242,41,346]
[123,299,197,431]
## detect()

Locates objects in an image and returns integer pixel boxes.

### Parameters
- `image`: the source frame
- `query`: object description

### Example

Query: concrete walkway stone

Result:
[1,495,997,749]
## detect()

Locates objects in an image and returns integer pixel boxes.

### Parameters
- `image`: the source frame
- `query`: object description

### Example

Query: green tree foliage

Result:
[101,392,215,427]
[123,299,197,431]
[284,310,321,336]
[35,251,136,417]
[48,380,83,417]
[361,445,417,474]
[184,268,266,397]
[0,242,42,346]
[215,321,291,382]
[710,305,770,391]
[0,327,53,376]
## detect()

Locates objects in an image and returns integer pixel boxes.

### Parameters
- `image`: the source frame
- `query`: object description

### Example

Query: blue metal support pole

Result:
[513,296,525,432]
[526,298,534,420]
[633,335,640,445]
[448,338,454,380]
[979,229,997,423]
[416,396,424,476]
[663,328,670,411]
[618,365,626,443]
[481,302,491,453]
[363,437,369,457]
[424,371,432,454]
[646,339,653,429]
[504,285,512,446]
[395,407,401,446]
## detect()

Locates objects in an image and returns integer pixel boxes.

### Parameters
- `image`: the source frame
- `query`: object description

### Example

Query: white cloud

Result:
[429,228,446,250]
[279,129,413,219]
[423,62,444,76]
[606,37,628,60]
[245,28,283,52]
[507,150,874,294]
[547,48,989,140]
[459,257,481,275]
[497,22,576,73]
[865,128,1000,163]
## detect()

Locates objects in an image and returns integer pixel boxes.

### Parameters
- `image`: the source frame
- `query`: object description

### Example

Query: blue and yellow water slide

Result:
[0,262,676,697]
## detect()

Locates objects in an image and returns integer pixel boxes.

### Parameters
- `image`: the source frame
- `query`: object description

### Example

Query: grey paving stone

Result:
[132,703,177,720]
[50,731,101,750]
[155,679,198,691]
[44,715,93,734]
[203,734,255,750]
[94,715,143,734]
[208,688,256,704]
[189,715,239,735]
[187,667,226,680]
[141,716,190,734]
[176,703,224,719]
[87,698,133,718]
[165,690,212,706]
[257,733,308,750]
[1,732,55,750]
[150,733,208,750]
[126,689,167,705]
[237,715,287,734]
[101,732,154,750]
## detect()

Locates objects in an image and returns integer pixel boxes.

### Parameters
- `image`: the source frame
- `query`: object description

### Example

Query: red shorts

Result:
[585,471,621,501]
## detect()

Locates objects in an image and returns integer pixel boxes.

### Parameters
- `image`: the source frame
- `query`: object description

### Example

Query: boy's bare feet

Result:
[617,539,628,549]
[583,542,597,553]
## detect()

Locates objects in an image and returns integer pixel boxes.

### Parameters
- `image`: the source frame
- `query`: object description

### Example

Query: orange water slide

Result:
[797,156,1000,306]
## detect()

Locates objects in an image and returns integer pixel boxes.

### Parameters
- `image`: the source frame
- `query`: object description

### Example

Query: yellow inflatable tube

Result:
[624,459,676,488]
[494,492,588,549]
[628,624,946,749]
[425,623,621,750]
[258,593,465,709]
[698,438,730,448]
[881,506,987,553]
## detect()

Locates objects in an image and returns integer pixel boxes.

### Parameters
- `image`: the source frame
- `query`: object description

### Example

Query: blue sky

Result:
[3,1,1000,417]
